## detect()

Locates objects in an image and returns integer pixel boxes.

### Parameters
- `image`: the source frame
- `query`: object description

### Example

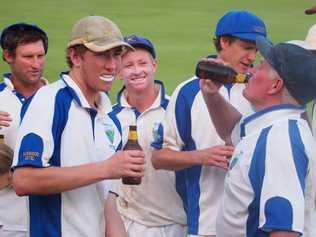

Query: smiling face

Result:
[4,40,45,86]
[120,48,157,92]
[219,37,257,73]
[69,45,123,99]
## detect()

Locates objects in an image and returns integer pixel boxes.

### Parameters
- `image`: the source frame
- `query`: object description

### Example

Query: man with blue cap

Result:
[107,34,186,237]
[152,10,268,237]
[201,37,316,236]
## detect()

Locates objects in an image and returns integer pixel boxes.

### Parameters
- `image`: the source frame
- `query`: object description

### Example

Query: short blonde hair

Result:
[0,144,13,175]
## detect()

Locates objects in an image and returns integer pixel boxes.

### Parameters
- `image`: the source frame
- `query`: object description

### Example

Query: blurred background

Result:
[0,0,315,101]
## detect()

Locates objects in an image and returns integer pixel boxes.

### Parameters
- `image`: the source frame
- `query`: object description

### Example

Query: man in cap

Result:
[109,34,186,236]
[152,10,267,236]
[11,16,145,237]
[0,22,48,237]
[201,37,316,236]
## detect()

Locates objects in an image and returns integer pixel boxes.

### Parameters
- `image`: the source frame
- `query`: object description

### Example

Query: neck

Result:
[125,83,159,113]
[69,70,98,109]
[0,172,11,190]
[11,75,44,98]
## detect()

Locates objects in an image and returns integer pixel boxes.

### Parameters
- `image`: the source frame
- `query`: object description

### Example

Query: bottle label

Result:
[128,131,138,140]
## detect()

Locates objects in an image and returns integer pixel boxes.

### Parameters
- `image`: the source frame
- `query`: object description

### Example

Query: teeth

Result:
[99,75,114,82]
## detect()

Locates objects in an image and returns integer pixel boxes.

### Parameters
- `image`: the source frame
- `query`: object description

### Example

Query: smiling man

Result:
[151,10,267,237]
[11,16,145,237]
[108,34,186,237]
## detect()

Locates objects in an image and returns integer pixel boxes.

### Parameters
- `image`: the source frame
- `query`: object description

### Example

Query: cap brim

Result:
[84,40,134,53]
[232,32,265,41]
[256,36,275,67]
[287,40,314,50]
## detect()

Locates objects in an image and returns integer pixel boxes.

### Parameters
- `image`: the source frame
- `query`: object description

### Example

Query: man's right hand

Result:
[197,145,234,170]
[0,111,12,128]
[108,150,145,179]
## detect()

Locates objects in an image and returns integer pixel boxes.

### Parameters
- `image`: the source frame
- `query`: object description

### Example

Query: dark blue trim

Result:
[60,72,82,107]
[16,133,44,168]
[247,126,272,237]
[29,194,61,237]
[262,197,294,233]
[174,78,201,234]
[0,82,6,92]
[223,83,233,99]
[88,108,97,140]
[20,94,36,123]
[109,104,124,151]
[288,120,308,194]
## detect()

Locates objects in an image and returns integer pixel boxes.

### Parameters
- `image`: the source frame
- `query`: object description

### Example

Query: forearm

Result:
[105,193,127,237]
[269,231,299,237]
[152,148,200,171]
[202,91,241,143]
[13,159,116,195]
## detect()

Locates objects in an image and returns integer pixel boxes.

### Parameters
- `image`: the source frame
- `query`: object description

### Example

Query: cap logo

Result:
[253,26,266,33]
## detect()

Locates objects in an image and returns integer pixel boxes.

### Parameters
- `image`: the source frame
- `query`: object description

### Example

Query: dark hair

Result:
[213,35,238,52]
[0,23,48,57]
[65,44,89,68]
[0,144,13,175]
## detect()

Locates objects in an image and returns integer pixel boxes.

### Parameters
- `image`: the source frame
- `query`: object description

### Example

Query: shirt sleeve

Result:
[12,88,58,169]
[258,122,308,234]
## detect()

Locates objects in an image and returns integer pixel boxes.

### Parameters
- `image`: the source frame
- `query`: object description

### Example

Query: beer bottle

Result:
[196,61,252,83]
[122,125,142,185]
[0,134,4,144]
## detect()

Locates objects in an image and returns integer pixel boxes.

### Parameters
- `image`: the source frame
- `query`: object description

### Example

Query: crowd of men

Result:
[0,8,316,237]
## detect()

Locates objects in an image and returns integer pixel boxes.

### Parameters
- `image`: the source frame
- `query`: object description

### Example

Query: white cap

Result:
[286,40,314,50]
[305,24,316,50]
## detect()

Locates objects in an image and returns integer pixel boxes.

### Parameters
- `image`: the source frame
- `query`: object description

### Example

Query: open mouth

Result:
[99,74,114,82]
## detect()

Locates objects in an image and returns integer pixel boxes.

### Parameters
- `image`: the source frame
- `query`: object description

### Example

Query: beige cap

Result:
[68,16,132,52]
[305,24,316,50]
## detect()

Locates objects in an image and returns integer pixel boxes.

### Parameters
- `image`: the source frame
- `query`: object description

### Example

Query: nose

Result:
[248,49,256,62]
[31,56,44,70]
[105,55,119,74]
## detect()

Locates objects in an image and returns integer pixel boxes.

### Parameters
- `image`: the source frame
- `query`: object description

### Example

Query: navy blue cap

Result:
[256,36,316,105]
[124,34,156,59]
[215,10,267,41]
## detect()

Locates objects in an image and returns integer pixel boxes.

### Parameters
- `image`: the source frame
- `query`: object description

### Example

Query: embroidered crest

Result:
[104,123,115,144]
[152,122,161,143]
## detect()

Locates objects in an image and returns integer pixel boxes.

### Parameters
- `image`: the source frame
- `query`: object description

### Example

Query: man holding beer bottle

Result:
[11,16,145,237]
[152,10,268,237]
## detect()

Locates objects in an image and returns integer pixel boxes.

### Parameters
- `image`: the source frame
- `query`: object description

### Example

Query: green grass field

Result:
[0,0,315,101]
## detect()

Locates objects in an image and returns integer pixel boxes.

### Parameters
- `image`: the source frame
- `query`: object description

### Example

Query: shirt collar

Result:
[2,73,48,103]
[240,103,305,138]
[60,72,111,114]
[116,80,168,110]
